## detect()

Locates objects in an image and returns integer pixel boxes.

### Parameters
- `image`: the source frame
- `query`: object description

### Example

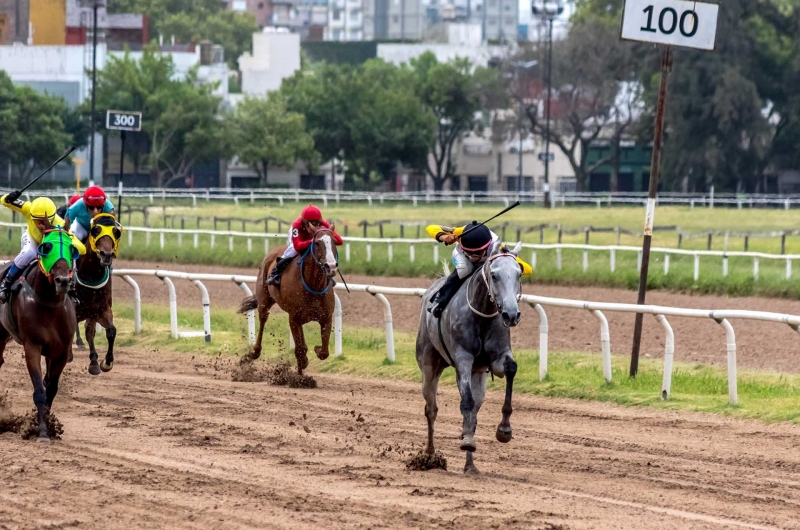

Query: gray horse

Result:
[416,242,523,474]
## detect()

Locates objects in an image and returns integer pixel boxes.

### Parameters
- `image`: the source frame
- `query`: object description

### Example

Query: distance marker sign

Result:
[621,0,719,50]
[106,110,142,132]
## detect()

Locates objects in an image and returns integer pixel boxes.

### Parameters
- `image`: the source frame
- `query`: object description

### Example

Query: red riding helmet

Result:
[68,194,81,206]
[83,186,106,208]
[301,205,322,222]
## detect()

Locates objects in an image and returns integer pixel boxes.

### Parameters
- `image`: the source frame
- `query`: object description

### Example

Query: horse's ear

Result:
[329,222,335,233]
[510,241,522,256]
[38,242,53,256]
[90,224,103,237]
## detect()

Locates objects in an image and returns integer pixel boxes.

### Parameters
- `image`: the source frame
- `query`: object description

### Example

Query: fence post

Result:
[556,248,562,270]
[744,235,749,252]
[707,233,712,251]
[722,255,728,277]
[333,293,342,356]
[678,233,682,249]
[433,243,438,264]
[345,243,351,262]
[655,314,674,399]
[664,253,670,275]
[610,249,615,273]
[387,244,393,262]
[146,231,150,246]
[787,258,792,280]
[122,275,141,334]
[637,250,642,272]
[192,280,212,343]
[366,244,371,262]
[237,282,255,345]
[530,303,548,381]
[781,233,787,255]
[694,255,700,281]
[410,245,415,263]
[753,256,759,279]
[582,250,588,273]
[531,250,536,270]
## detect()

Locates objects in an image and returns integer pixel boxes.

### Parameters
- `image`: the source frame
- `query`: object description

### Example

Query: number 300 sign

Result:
[106,110,143,132]
[620,0,718,50]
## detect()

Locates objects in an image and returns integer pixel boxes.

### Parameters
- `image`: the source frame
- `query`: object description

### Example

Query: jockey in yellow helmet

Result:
[0,190,86,303]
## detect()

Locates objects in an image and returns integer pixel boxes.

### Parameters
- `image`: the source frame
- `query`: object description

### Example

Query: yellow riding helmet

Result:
[30,197,57,221]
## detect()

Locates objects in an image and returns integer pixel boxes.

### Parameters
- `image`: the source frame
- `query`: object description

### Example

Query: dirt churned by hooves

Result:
[406,451,448,471]
[269,361,317,389]
[18,409,64,440]
[232,358,317,388]
[231,356,271,382]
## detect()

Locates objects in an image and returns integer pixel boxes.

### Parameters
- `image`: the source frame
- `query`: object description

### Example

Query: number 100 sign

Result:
[621,0,718,50]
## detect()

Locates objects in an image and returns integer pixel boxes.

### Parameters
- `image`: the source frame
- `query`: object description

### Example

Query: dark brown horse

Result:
[75,213,121,375]
[0,229,78,442]
[239,226,340,374]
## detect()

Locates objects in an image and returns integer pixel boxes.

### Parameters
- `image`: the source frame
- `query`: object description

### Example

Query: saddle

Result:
[0,261,36,296]
[432,268,477,318]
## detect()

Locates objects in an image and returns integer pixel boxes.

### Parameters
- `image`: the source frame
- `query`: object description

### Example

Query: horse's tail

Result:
[238,296,258,314]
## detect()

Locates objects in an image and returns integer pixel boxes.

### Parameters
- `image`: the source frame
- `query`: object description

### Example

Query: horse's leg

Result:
[0,326,9,369]
[85,318,101,376]
[464,371,488,475]
[75,327,85,349]
[420,350,445,456]
[289,317,308,375]
[251,298,274,360]
[314,316,331,361]
[23,343,49,442]
[495,353,518,444]
[45,354,68,409]
[453,351,477,452]
[98,307,116,372]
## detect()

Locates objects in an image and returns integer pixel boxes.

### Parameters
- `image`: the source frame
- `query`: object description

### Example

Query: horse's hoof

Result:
[100,360,113,372]
[297,354,309,371]
[314,345,329,360]
[88,363,101,376]
[495,425,513,444]
[36,436,50,444]
[463,464,480,475]
[460,435,476,452]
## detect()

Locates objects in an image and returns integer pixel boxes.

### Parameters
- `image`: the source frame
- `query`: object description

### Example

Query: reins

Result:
[298,228,337,296]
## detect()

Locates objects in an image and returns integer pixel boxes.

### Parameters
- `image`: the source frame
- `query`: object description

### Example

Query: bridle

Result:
[298,228,337,296]
[466,252,522,319]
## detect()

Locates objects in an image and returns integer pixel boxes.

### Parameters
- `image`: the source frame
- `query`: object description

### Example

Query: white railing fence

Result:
[109,268,800,406]
[18,188,800,209]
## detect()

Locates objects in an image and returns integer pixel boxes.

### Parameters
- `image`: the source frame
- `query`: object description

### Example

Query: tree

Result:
[409,53,499,191]
[281,59,435,190]
[229,94,319,187]
[0,72,74,182]
[521,21,636,191]
[108,0,257,69]
[91,46,229,187]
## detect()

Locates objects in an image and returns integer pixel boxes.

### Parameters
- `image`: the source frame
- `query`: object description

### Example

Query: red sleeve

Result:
[321,219,343,245]
[291,218,312,252]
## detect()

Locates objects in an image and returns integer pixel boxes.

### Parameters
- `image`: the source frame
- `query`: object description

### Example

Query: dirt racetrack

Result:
[110,260,800,373]
[2,344,800,530]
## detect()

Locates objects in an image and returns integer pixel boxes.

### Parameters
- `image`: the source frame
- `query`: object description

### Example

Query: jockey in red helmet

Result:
[267,204,343,288]
[65,186,115,242]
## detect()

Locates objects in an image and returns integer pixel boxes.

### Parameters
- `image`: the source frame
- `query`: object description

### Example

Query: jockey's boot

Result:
[0,264,23,305]
[428,270,461,319]
[267,257,291,288]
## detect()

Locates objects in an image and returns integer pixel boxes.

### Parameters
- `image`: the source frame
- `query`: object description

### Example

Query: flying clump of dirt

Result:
[269,361,317,389]
[232,357,317,388]
[0,393,24,435]
[18,409,64,440]
[231,356,271,382]
[406,451,448,471]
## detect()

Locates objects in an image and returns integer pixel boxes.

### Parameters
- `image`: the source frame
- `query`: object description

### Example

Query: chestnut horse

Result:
[239,227,340,374]
[0,229,78,442]
[75,213,122,375]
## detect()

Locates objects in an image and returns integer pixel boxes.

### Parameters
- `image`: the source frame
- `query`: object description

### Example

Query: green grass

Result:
[5,202,800,298]
[92,302,800,423]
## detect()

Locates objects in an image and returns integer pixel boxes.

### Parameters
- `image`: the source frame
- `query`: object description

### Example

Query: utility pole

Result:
[89,0,100,186]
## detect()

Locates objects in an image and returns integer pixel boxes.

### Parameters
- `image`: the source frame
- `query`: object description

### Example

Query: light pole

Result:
[531,0,563,208]
[512,60,538,199]
[89,0,104,186]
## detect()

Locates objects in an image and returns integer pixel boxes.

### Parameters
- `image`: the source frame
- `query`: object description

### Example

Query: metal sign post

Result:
[620,0,719,377]
[106,110,142,216]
